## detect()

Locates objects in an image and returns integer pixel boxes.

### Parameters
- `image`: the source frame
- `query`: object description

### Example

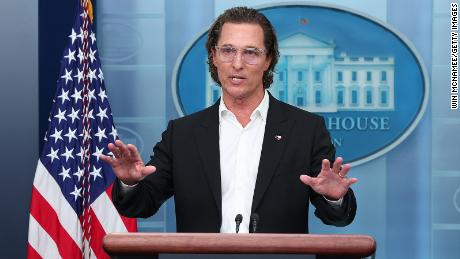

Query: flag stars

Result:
[96,107,108,122]
[90,166,103,181]
[77,48,85,64]
[69,28,77,45]
[77,27,85,43]
[88,68,97,83]
[73,68,84,84]
[89,48,97,63]
[35,4,132,227]
[76,147,83,161]
[80,10,88,20]
[64,127,78,142]
[71,89,82,103]
[61,68,73,85]
[98,69,104,84]
[98,89,107,103]
[82,109,95,121]
[92,146,104,162]
[90,31,96,44]
[94,126,107,142]
[58,166,71,181]
[70,185,82,202]
[46,147,59,163]
[50,128,63,143]
[80,128,92,142]
[60,147,75,162]
[64,49,76,64]
[54,108,67,124]
[73,166,84,181]
[76,146,86,163]
[57,89,70,104]
[88,89,97,102]
[67,108,80,123]
[109,126,118,141]
[87,109,95,120]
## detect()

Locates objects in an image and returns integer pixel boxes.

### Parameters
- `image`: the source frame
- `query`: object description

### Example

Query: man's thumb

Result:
[142,165,156,177]
[300,175,313,186]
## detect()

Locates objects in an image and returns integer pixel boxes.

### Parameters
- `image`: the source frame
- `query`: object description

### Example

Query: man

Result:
[101,7,357,234]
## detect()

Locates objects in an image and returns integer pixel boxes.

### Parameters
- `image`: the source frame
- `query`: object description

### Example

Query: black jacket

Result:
[112,95,356,233]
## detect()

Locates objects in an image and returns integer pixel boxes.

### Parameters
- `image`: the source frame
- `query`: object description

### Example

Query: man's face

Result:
[212,22,271,102]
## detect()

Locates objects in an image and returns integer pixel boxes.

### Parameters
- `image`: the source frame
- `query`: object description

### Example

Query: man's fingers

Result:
[118,142,131,158]
[114,139,125,147]
[100,154,114,166]
[332,157,343,174]
[127,144,141,160]
[338,163,351,178]
[107,143,120,157]
[346,177,358,186]
[112,139,124,156]
[112,139,132,159]
[321,159,331,173]
[100,154,121,170]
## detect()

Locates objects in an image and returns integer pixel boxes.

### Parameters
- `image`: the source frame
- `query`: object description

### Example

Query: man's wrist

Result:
[324,195,340,201]
[119,179,139,188]
[323,195,344,206]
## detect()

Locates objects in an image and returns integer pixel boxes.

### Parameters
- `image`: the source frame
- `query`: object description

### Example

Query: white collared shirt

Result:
[219,90,269,233]
[118,90,343,231]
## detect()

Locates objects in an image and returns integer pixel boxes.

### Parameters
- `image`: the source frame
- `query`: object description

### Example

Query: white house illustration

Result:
[206,33,394,112]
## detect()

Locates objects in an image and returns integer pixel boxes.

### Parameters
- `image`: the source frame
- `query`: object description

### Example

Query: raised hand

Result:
[299,157,357,200]
[100,139,156,185]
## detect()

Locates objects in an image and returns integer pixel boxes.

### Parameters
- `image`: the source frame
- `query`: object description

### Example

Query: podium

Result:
[103,233,376,259]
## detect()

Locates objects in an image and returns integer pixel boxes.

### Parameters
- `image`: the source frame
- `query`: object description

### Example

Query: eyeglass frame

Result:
[214,45,267,65]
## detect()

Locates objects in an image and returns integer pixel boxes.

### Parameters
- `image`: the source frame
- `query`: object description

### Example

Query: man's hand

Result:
[100,139,156,185]
[299,157,357,200]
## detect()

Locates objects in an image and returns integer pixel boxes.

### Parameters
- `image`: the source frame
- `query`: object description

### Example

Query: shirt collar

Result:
[219,90,270,122]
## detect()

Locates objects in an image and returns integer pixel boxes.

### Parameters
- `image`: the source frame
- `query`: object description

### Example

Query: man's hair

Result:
[205,6,279,88]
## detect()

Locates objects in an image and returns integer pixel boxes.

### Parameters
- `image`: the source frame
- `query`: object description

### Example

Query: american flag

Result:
[27,1,137,258]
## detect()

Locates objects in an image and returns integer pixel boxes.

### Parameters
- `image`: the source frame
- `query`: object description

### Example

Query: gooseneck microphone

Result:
[235,214,243,233]
[249,213,259,233]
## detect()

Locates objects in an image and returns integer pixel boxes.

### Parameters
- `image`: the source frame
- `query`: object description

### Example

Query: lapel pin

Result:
[274,135,282,141]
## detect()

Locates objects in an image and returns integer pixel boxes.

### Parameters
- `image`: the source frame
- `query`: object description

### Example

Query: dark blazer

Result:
[112,94,356,233]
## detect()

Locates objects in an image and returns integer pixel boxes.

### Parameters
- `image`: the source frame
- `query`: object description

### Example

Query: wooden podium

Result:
[103,233,376,259]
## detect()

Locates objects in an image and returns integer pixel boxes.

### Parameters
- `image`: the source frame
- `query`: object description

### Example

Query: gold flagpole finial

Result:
[85,0,94,24]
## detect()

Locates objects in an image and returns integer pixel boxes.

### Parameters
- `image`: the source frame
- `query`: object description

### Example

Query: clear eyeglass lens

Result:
[216,46,265,65]
[243,49,260,64]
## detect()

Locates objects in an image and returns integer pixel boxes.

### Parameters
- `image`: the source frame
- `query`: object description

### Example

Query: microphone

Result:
[235,214,243,233]
[249,213,259,233]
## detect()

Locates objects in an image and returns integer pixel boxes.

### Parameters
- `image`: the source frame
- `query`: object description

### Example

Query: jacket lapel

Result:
[252,95,293,213]
[193,96,293,217]
[194,102,222,217]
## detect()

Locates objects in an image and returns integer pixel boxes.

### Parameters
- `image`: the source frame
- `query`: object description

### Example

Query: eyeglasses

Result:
[215,45,267,65]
